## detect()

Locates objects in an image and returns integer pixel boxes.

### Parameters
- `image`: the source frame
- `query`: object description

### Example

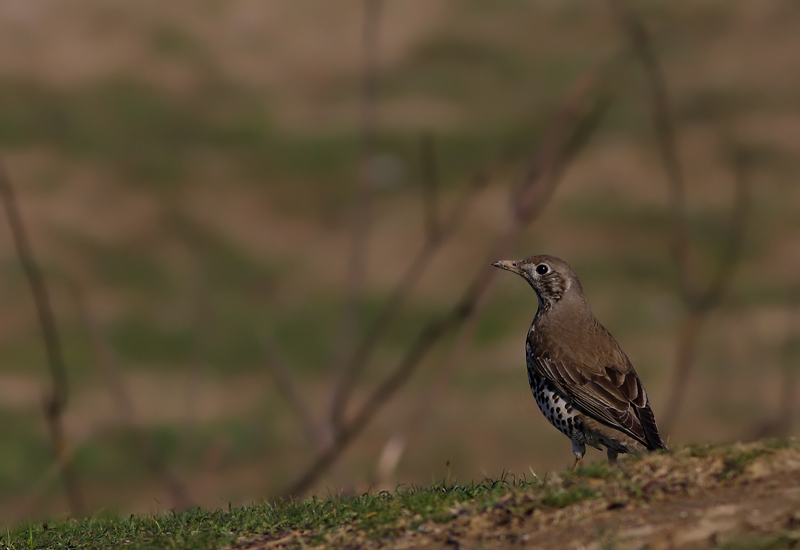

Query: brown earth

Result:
[243,445,800,550]
[478,470,800,549]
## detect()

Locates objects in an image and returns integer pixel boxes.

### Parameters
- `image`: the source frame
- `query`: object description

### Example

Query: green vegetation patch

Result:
[570,460,616,480]
[718,447,773,481]
[5,472,610,549]
[6,441,799,549]
[5,478,539,549]
[540,484,597,508]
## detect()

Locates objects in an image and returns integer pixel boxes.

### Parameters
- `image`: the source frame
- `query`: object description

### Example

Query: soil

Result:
[468,470,800,550]
[422,450,800,550]
[245,446,800,550]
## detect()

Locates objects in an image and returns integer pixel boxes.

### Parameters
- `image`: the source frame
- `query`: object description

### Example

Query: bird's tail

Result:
[636,404,668,451]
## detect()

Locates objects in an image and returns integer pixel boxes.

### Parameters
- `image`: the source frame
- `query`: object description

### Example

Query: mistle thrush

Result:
[493,255,667,468]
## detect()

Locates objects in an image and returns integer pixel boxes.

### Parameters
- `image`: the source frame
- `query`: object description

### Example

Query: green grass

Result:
[4,478,547,550]
[570,460,615,480]
[718,447,773,481]
[687,442,715,458]
[0,470,610,549]
[539,484,596,508]
[4,441,797,549]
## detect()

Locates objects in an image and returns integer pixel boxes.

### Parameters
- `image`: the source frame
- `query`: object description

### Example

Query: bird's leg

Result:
[571,441,586,471]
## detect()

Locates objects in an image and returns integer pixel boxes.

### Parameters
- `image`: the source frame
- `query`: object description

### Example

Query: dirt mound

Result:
[243,442,800,550]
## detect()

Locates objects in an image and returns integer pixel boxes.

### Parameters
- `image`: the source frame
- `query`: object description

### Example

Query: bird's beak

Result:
[492,259,522,275]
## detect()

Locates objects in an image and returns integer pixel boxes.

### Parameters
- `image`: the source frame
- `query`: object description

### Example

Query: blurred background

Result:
[0,0,797,522]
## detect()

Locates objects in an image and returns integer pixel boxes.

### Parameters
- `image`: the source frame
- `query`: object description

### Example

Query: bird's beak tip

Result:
[492,259,517,271]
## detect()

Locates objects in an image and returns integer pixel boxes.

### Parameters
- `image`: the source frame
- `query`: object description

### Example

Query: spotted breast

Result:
[526,362,583,440]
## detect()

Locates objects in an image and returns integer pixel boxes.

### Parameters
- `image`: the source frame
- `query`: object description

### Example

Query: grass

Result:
[5,441,797,549]
[2,472,609,549]
[570,460,615,480]
[718,447,774,481]
[5,478,542,550]
[539,484,596,508]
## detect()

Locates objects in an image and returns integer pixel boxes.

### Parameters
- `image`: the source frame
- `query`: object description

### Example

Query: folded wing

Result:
[527,327,667,451]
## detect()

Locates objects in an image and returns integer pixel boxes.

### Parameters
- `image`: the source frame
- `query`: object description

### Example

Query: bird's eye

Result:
[535,264,549,275]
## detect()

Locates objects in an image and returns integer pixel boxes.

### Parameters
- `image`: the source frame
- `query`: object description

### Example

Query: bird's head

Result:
[492,254,583,311]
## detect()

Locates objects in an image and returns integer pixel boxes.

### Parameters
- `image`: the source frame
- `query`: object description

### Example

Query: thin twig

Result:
[748,288,800,439]
[261,333,332,449]
[286,65,606,497]
[329,0,384,412]
[657,151,750,433]
[606,0,753,435]
[182,272,209,462]
[776,293,800,434]
[71,283,193,511]
[286,282,478,497]
[659,156,750,434]
[659,310,703,434]
[698,152,750,311]
[372,89,610,483]
[605,0,697,304]
[329,169,488,429]
[0,159,84,517]
[10,434,94,525]
[419,133,441,241]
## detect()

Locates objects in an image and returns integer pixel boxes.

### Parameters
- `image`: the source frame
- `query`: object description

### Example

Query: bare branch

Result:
[0,159,84,517]
[514,70,609,225]
[329,169,488,430]
[659,153,752,434]
[658,310,703,436]
[261,333,332,449]
[419,133,441,241]
[329,0,384,395]
[286,65,606,497]
[71,283,193,511]
[10,435,94,525]
[286,280,478,497]
[606,0,753,436]
[698,151,750,311]
[776,293,800,434]
[368,91,610,482]
[747,288,800,440]
[605,0,697,304]
[182,274,209,456]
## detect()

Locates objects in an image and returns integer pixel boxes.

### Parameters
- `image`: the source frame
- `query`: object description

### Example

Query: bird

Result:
[493,254,667,469]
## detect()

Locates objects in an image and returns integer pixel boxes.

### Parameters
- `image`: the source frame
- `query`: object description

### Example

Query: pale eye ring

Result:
[535,264,549,275]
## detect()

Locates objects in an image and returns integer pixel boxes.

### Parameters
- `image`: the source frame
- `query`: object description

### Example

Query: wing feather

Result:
[528,327,667,451]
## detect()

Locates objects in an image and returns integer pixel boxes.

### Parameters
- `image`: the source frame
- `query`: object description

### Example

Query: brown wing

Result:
[527,327,667,451]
